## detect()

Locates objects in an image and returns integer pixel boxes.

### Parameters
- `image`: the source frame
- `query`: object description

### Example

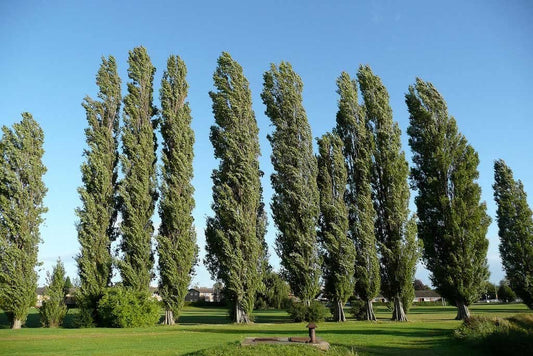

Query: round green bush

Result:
[97,287,160,328]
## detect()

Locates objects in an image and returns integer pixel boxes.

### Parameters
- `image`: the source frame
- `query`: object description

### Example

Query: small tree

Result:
[414,279,430,291]
[493,159,533,309]
[498,280,517,303]
[40,259,68,327]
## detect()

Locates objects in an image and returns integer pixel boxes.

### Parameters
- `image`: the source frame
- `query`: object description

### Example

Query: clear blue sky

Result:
[1,0,532,288]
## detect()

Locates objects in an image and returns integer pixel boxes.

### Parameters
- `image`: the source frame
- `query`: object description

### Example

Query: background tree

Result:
[498,279,517,303]
[317,132,356,322]
[76,56,121,326]
[414,279,430,291]
[262,62,321,305]
[358,66,419,322]
[334,72,380,320]
[40,258,68,328]
[204,52,266,323]
[406,78,490,320]
[493,159,533,308]
[0,113,47,329]
[118,46,158,292]
[263,271,290,309]
[157,55,198,325]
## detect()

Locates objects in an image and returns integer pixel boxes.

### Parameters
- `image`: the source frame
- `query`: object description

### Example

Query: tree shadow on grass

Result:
[0,308,78,329]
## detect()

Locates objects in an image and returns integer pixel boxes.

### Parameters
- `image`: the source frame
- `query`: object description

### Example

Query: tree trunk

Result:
[365,300,377,321]
[163,309,175,325]
[392,297,408,322]
[334,300,346,322]
[234,300,251,324]
[11,318,22,329]
[455,301,470,320]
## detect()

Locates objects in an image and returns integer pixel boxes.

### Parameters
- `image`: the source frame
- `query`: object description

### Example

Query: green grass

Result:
[0,303,530,355]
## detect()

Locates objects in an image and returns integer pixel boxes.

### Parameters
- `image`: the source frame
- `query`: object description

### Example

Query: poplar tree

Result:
[317,132,356,322]
[262,62,321,305]
[0,113,47,329]
[493,159,533,309]
[205,52,266,323]
[334,72,380,320]
[118,46,158,292]
[40,258,68,327]
[76,56,121,325]
[406,78,490,320]
[157,55,198,325]
[358,66,418,322]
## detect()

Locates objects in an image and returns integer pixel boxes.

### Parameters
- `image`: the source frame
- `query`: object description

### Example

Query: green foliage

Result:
[317,132,356,321]
[256,271,290,309]
[358,66,418,321]
[0,113,47,328]
[498,284,517,303]
[406,78,490,316]
[76,55,121,326]
[40,259,68,327]
[349,299,367,320]
[118,46,158,292]
[334,72,380,319]
[157,55,197,324]
[97,287,160,328]
[262,62,321,304]
[205,52,266,323]
[493,159,533,309]
[455,315,533,355]
[287,301,329,323]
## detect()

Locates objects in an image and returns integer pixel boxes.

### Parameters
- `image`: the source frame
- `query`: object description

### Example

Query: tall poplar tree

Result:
[493,159,533,309]
[406,78,490,319]
[262,62,321,305]
[0,113,47,329]
[118,46,158,292]
[317,132,356,322]
[334,72,380,320]
[358,66,418,322]
[157,55,198,325]
[204,52,266,323]
[76,56,121,325]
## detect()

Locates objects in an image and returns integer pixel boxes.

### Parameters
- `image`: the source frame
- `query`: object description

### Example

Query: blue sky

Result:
[1,0,532,288]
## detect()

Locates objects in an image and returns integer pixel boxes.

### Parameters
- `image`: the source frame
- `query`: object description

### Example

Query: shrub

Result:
[455,315,533,354]
[97,287,160,328]
[287,300,328,322]
[349,300,367,320]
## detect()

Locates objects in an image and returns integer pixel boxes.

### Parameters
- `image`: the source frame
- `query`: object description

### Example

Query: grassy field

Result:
[0,303,530,355]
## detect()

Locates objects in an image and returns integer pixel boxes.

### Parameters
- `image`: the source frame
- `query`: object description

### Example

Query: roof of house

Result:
[414,290,441,298]
[198,287,214,293]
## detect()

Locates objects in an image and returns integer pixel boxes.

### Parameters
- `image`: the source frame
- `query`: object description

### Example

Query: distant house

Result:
[185,287,223,303]
[185,288,200,302]
[371,290,442,304]
[413,290,442,303]
[149,286,162,302]
[36,287,46,307]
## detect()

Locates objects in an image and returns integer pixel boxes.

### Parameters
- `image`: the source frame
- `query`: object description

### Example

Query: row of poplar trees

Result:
[76,47,197,326]
[2,47,532,329]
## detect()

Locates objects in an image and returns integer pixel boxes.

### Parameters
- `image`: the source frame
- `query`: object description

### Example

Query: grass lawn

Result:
[0,303,530,355]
